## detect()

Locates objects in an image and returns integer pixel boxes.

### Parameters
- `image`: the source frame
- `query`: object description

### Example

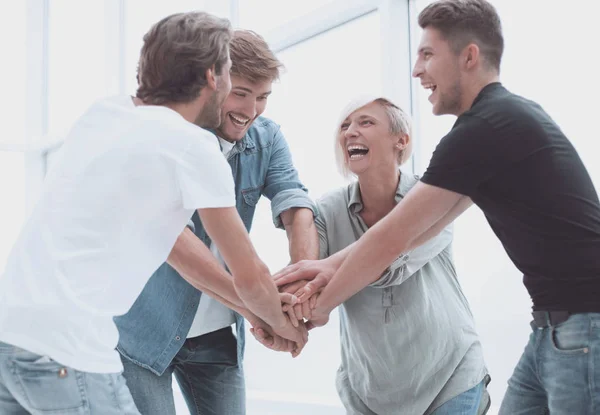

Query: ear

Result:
[396,133,412,164]
[462,43,481,71]
[395,133,409,150]
[205,65,217,91]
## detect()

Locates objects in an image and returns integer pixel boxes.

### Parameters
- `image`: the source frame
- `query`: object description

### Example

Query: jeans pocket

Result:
[12,358,87,413]
[549,316,590,355]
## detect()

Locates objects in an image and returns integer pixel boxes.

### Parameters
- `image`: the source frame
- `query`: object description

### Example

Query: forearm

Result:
[282,208,319,263]
[315,183,462,313]
[167,228,244,309]
[199,207,287,329]
[406,196,471,251]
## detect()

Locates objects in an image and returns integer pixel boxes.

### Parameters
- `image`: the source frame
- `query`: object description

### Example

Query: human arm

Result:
[312,182,466,318]
[198,207,308,347]
[167,227,301,354]
[280,207,319,264]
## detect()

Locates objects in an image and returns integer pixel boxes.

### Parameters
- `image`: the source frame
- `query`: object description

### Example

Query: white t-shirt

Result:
[0,96,235,374]
[187,136,237,338]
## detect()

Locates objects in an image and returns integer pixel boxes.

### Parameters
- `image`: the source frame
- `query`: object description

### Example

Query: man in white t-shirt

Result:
[115,30,319,415]
[0,12,306,415]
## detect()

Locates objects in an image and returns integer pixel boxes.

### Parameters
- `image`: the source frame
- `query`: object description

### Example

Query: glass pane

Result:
[124,0,207,96]
[0,3,26,271]
[238,0,338,33]
[0,153,25,271]
[245,12,381,412]
[47,1,108,137]
[0,2,27,146]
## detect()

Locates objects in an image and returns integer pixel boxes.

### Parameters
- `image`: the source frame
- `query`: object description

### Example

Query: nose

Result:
[344,123,359,138]
[238,98,257,120]
[412,57,423,78]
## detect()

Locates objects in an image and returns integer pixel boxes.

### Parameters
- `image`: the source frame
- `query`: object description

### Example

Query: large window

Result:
[238,0,338,33]
[244,12,382,413]
[239,1,412,412]
[0,2,28,270]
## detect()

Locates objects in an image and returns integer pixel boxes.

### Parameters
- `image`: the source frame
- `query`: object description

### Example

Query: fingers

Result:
[309,292,318,309]
[296,274,328,302]
[293,303,303,321]
[301,300,312,320]
[274,260,321,287]
[286,307,299,327]
[251,327,274,348]
[280,280,308,294]
[273,263,300,281]
[279,292,298,306]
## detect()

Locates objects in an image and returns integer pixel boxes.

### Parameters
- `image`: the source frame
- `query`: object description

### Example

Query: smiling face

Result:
[215,75,272,142]
[338,101,405,177]
[412,27,464,116]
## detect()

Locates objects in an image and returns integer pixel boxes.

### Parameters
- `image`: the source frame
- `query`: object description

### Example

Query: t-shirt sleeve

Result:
[176,130,235,209]
[421,114,502,196]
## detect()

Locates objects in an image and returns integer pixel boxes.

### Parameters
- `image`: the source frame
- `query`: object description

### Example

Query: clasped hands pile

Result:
[250,258,337,357]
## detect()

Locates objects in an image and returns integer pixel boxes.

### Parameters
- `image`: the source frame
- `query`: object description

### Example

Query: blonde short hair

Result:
[334,95,412,178]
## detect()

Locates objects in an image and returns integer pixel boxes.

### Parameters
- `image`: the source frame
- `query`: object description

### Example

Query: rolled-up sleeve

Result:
[314,204,329,260]
[370,224,453,288]
[263,127,317,228]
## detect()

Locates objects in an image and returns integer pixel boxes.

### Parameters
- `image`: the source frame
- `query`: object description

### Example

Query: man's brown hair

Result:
[230,30,284,83]
[136,11,232,105]
[418,0,504,72]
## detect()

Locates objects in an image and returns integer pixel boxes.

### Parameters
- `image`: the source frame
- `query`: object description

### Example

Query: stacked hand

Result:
[249,258,338,356]
[275,258,337,329]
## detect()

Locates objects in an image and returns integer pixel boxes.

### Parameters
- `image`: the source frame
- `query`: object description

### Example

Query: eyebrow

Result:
[232,86,272,96]
[418,46,433,54]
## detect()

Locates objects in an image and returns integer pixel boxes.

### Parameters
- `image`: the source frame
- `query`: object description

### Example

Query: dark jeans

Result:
[121,326,245,415]
[499,312,600,414]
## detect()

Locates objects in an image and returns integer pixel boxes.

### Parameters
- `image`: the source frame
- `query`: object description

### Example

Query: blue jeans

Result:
[430,379,485,415]
[0,341,139,414]
[499,313,600,415]
[121,325,245,415]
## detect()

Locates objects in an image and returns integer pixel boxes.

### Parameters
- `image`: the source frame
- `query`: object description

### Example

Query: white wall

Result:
[413,0,600,409]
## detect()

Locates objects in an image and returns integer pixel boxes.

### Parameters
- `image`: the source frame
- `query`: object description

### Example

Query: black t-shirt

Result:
[421,82,600,312]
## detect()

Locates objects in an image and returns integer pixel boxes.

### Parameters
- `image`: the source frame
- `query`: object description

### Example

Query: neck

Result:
[164,101,202,124]
[133,96,206,124]
[457,72,500,116]
[357,166,400,223]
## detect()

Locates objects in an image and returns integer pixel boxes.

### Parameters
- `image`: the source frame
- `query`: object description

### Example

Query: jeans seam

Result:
[107,374,122,411]
[589,318,595,414]
[182,368,203,415]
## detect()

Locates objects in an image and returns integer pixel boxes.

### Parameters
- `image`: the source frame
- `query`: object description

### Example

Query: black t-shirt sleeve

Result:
[421,114,504,197]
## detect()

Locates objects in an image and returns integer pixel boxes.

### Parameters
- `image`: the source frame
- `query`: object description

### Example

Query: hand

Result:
[249,320,298,356]
[272,317,309,356]
[306,306,330,330]
[273,258,337,302]
[279,280,315,323]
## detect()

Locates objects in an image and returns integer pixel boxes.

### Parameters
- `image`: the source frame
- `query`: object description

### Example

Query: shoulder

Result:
[399,169,420,193]
[245,116,290,150]
[316,185,352,218]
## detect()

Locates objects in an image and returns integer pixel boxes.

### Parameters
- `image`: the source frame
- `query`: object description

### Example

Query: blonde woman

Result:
[273,96,489,414]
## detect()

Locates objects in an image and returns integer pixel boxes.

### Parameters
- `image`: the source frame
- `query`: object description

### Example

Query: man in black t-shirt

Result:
[272,0,600,413]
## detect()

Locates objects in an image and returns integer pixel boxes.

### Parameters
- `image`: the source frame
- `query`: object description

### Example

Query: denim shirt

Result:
[114,116,316,375]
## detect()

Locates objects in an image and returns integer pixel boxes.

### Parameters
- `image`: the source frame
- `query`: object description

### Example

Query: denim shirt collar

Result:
[347,169,418,214]
[210,129,256,157]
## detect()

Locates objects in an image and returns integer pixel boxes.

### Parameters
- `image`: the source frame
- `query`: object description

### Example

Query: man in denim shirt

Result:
[115,30,318,415]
